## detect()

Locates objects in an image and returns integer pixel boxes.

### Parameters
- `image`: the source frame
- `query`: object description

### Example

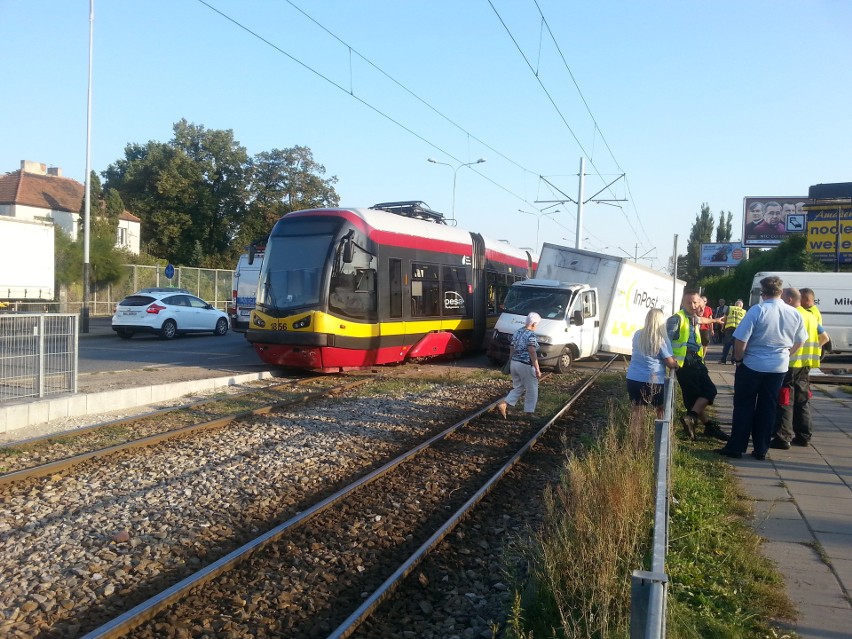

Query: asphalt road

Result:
[79,317,267,376]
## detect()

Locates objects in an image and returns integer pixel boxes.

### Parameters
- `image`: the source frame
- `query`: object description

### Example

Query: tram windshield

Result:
[256,233,330,312]
[502,287,571,320]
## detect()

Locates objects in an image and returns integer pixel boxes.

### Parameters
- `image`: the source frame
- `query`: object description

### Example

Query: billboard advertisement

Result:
[700,242,746,267]
[743,197,807,247]
[804,204,852,265]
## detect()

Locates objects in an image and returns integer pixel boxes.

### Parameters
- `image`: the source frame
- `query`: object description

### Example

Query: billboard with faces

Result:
[742,197,807,247]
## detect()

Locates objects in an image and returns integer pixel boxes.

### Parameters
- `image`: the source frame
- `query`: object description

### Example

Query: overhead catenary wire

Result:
[195,0,546,211]
[493,0,654,251]
[196,0,653,258]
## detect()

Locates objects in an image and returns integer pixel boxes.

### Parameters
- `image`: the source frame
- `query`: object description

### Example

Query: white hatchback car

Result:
[111,288,229,340]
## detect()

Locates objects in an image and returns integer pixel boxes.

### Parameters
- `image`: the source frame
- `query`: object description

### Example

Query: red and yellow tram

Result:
[246,201,534,372]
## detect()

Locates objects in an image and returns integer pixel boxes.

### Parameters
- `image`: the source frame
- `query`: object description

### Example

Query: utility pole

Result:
[535,156,625,252]
[575,157,585,250]
[81,0,94,333]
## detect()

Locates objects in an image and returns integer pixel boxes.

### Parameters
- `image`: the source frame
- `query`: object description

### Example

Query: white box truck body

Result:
[0,217,55,301]
[487,243,684,370]
[749,271,852,353]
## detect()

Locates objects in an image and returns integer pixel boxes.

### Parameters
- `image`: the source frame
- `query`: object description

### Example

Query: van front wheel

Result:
[555,347,574,374]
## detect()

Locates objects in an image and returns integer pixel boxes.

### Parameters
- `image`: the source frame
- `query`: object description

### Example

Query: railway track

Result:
[80,360,614,639]
[0,375,368,483]
[0,362,619,638]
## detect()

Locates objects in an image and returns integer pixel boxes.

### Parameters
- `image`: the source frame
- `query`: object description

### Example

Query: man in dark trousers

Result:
[718,277,806,460]
[667,289,728,441]
[770,288,829,449]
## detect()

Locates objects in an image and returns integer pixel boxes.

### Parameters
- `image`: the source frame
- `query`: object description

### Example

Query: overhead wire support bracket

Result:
[584,173,626,204]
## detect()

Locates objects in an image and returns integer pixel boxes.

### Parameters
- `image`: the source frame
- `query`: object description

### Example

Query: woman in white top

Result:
[626,308,678,435]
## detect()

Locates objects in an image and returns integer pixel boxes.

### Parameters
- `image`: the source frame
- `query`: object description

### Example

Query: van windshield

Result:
[503,287,572,320]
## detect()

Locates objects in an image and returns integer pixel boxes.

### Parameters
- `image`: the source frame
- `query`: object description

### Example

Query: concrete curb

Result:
[0,370,275,435]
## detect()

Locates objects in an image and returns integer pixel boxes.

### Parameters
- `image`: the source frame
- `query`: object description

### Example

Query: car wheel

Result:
[116,328,134,340]
[555,347,574,374]
[160,319,177,340]
[214,317,228,336]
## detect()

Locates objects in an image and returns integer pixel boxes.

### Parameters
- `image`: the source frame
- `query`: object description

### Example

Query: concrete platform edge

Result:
[0,371,275,435]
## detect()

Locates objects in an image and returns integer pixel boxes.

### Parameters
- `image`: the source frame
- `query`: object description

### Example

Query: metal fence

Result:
[0,314,78,402]
[630,374,676,638]
[2,264,233,316]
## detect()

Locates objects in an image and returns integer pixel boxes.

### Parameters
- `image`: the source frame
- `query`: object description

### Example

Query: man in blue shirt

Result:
[717,276,806,460]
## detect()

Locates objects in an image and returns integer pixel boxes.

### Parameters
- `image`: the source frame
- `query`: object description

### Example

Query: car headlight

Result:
[537,335,552,344]
[293,315,311,329]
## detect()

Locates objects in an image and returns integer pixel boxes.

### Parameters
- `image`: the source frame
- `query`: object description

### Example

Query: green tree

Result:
[103,122,340,268]
[104,120,250,269]
[681,203,715,286]
[700,234,826,304]
[715,210,733,243]
[69,171,128,290]
[239,146,340,249]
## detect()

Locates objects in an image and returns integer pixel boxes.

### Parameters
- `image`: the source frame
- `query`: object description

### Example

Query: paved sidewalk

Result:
[707,360,852,638]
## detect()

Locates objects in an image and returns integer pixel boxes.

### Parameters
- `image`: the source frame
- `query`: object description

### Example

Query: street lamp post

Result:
[519,209,558,251]
[427,157,485,221]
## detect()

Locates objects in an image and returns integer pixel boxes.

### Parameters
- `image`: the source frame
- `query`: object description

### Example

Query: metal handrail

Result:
[631,373,676,638]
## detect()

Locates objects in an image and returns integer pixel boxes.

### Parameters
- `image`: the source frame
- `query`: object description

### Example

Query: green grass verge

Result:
[505,374,796,639]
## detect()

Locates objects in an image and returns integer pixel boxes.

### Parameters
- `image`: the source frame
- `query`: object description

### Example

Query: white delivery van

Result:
[230,245,265,332]
[487,244,684,371]
[749,271,852,353]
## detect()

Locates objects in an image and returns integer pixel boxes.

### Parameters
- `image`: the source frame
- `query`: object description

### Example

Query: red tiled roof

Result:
[119,210,141,223]
[0,170,84,213]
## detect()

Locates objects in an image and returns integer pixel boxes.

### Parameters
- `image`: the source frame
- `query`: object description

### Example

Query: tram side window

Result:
[330,236,377,319]
[411,263,441,317]
[442,266,469,316]
[389,259,402,319]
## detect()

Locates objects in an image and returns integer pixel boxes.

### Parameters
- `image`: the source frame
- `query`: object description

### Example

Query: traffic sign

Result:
[165,263,175,280]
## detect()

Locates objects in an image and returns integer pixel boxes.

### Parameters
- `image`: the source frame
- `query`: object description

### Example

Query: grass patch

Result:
[505,376,795,638]
[666,441,794,637]
[507,395,653,638]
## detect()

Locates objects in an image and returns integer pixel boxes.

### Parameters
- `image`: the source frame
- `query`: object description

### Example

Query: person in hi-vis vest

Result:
[719,299,746,364]
[770,288,829,449]
[666,289,727,441]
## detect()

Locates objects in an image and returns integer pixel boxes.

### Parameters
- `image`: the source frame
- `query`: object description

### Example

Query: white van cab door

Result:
[570,289,600,358]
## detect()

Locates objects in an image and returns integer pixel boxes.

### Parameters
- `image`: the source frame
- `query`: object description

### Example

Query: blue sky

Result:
[2,1,851,271]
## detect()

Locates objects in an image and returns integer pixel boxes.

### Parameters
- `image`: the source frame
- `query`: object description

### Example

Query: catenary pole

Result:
[575,157,585,250]
[81,0,94,332]
[671,234,679,315]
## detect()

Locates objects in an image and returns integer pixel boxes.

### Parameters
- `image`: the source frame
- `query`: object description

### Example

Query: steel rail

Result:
[1,376,324,449]
[327,354,617,638]
[78,369,579,639]
[0,377,370,488]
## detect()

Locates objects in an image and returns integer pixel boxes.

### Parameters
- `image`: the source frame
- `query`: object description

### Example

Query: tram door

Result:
[469,233,487,348]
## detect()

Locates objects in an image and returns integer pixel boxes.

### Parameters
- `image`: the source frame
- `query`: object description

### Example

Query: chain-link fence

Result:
[2,265,233,316]
[0,314,78,402]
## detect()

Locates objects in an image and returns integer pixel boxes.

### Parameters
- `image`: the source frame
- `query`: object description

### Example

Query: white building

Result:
[0,160,141,254]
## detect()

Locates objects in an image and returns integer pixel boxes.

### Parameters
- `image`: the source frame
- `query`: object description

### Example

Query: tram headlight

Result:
[293,315,312,329]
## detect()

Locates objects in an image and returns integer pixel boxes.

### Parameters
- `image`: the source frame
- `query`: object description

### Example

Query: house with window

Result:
[0,160,140,254]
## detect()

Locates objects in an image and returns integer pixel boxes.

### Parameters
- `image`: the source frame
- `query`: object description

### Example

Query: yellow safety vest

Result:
[671,309,703,367]
[803,304,823,327]
[790,306,820,368]
[723,305,746,330]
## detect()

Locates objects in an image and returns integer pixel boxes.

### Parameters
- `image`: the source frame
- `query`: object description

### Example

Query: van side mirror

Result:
[248,246,256,265]
[572,310,584,326]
